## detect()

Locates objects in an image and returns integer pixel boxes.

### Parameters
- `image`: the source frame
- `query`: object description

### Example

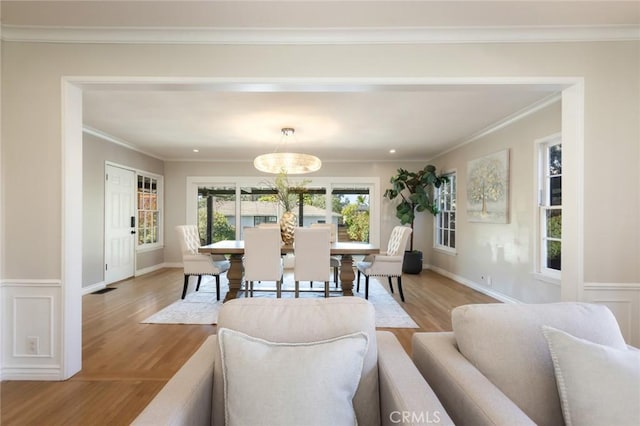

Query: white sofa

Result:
[412,302,638,426]
[133,297,453,426]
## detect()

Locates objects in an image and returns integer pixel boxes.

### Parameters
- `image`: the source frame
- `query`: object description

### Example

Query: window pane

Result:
[550,176,562,206]
[546,210,562,238]
[450,212,456,230]
[549,144,562,175]
[333,188,370,243]
[299,189,328,227]
[546,241,561,270]
[450,231,456,248]
[198,186,236,244]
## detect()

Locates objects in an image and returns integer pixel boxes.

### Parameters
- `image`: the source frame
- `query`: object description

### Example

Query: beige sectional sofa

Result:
[412,302,639,426]
[133,297,453,426]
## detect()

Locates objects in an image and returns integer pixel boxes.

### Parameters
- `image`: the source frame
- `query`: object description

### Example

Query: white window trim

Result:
[534,133,562,282]
[433,170,457,254]
[186,176,381,248]
[136,170,164,251]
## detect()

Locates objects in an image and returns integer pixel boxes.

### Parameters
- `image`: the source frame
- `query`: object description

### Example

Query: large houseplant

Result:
[384,165,447,273]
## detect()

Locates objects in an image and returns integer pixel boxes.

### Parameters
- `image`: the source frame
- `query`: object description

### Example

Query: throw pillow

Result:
[542,326,640,426]
[217,327,369,426]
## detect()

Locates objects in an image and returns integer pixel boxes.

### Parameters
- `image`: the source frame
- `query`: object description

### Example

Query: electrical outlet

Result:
[487,276,492,286]
[27,336,40,355]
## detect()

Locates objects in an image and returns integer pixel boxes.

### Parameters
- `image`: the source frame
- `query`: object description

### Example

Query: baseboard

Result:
[1,366,64,381]
[426,265,521,304]
[82,281,106,295]
[135,263,172,276]
[161,262,183,269]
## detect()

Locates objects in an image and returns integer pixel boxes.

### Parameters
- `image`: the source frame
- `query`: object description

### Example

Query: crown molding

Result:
[83,126,166,161]
[2,24,639,45]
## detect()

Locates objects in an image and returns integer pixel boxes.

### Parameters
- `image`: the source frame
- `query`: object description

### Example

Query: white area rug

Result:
[142,275,419,328]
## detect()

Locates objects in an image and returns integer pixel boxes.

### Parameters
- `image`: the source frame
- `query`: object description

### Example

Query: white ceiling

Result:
[4,1,639,162]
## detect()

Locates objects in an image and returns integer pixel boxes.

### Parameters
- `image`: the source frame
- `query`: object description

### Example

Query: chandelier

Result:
[253,128,322,174]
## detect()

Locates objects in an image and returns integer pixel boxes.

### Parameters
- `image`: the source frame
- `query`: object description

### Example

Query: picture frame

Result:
[466,149,510,223]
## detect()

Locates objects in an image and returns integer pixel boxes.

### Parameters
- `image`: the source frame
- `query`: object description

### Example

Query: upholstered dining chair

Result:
[293,227,331,297]
[356,225,412,302]
[175,225,230,301]
[310,222,340,287]
[243,227,284,297]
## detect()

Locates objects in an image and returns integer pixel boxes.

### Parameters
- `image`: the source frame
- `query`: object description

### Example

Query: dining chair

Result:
[356,225,412,302]
[293,227,331,298]
[243,227,284,297]
[310,223,340,287]
[175,225,230,301]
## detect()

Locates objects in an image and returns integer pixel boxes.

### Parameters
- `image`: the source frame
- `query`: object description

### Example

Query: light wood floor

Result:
[1,268,496,425]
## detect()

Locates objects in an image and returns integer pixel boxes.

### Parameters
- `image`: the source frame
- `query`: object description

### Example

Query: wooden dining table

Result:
[199,240,379,302]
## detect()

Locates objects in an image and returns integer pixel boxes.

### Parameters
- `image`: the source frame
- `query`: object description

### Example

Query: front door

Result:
[104,164,136,284]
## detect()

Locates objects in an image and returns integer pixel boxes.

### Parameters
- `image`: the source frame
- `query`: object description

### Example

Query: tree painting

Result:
[467,150,509,223]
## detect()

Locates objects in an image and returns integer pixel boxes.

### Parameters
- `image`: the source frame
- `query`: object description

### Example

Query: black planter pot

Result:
[402,250,423,274]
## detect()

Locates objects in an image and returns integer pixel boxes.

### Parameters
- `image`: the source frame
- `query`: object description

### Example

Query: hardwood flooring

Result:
[0,268,496,425]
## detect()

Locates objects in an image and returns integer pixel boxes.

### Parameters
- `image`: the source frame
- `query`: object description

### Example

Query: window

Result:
[187,177,380,247]
[434,172,456,252]
[538,135,562,277]
[137,173,163,249]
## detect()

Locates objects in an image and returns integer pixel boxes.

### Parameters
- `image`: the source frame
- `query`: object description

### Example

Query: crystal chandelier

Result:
[253,128,322,174]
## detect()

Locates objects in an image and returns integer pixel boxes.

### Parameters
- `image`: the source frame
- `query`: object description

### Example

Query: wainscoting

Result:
[583,282,640,347]
[1,279,64,380]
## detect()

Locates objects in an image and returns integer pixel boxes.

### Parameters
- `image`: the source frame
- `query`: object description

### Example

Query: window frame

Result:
[136,171,164,252]
[433,170,457,254]
[535,133,562,281]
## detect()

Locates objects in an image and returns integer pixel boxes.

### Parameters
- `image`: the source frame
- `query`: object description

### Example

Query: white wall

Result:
[82,133,164,290]
[1,40,639,378]
[428,100,562,303]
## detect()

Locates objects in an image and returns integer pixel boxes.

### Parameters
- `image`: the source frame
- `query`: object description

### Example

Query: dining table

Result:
[199,240,380,302]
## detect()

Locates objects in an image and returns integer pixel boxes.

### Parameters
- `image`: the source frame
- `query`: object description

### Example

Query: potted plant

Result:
[265,172,309,245]
[384,165,447,274]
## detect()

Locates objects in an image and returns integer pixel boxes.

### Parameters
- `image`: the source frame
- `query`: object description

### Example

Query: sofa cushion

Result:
[451,302,627,426]
[543,326,640,426]
[218,327,368,426]
[213,298,380,426]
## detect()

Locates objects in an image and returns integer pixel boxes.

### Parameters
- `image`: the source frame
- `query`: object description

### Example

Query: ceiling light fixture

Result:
[253,127,322,175]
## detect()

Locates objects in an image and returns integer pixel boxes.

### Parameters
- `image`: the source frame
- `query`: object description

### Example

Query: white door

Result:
[104,164,136,284]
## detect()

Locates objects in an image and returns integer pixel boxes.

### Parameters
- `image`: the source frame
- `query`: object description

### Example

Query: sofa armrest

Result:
[132,335,217,426]
[376,331,454,426]
[412,332,535,426]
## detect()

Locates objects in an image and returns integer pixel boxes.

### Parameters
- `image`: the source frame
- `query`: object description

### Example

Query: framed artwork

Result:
[466,149,509,223]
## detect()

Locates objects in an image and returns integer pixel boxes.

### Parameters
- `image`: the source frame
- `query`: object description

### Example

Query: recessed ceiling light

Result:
[389,149,396,154]
[193,149,199,153]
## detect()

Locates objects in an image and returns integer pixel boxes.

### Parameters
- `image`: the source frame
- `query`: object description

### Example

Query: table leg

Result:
[339,254,355,296]
[224,254,244,302]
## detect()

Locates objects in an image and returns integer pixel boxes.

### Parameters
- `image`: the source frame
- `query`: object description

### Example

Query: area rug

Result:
[142,275,419,328]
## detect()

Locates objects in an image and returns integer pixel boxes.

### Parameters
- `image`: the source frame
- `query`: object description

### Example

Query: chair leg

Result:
[365,276,370,300]
[295,281,299,298]
[182,275,190,299]
[334,267,339,288]
[357,270,361,292]
[310,281,313,288]
[388,276,395,294]
[277,280,282,298]
[397,276,405,302]
[324,281,329,298]
[215,275,221,301]
[196,275,202,292]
